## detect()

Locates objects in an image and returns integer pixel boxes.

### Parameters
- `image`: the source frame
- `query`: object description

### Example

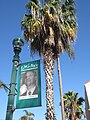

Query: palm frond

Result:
[23,110,35,117]
[77,97,85,105]
[26,0,39,9]
[0,80,8,92]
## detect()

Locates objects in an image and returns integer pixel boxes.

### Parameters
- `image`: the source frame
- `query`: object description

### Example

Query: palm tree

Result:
[21,0,77,119]
[0,80,8,92]
[63,91,84,120]
[20,110,34,120]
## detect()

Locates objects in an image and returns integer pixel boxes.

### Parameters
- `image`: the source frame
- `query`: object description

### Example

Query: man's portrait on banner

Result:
[19,70,38,99]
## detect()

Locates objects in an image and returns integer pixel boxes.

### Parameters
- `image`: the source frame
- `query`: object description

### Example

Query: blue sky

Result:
[0,0,90,120]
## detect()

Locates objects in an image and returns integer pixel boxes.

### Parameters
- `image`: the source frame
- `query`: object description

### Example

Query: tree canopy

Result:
[21,0,77,58]
[63,91,84,120]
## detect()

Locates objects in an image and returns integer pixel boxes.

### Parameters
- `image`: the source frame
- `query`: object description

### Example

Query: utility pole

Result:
[57,56,65,120]
[5,37,24,120]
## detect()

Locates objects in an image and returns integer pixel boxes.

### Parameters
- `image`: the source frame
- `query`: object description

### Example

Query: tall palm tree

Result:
[63,91,84,120]
[0,80,8,92]
[21,0,77,119]
[20,110,34,120]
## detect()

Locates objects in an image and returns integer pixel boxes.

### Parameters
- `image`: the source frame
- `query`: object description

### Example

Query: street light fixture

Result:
[5,37,24,120]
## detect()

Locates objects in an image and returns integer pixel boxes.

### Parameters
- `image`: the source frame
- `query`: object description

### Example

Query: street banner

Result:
[16,60,41,109]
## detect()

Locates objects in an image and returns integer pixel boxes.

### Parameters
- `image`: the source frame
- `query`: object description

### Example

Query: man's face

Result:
[26,71,34,87]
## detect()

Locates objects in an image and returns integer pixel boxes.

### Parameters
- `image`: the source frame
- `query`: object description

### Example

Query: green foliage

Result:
[24,110,35,117]
[63,91,84,119]
[20,110,35,120]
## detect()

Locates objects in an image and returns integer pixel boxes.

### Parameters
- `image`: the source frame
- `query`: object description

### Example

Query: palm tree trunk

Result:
[71,102,75,120]
[57,56,65,120]
[44,49,56,120]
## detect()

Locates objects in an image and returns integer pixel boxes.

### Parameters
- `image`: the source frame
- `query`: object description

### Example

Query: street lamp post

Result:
[6,37,24,120]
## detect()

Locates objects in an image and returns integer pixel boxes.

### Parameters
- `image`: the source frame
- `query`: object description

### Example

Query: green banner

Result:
[16,60,41,109]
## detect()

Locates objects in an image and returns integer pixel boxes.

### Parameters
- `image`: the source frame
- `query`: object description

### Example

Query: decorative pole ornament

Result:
[5,37,24,120]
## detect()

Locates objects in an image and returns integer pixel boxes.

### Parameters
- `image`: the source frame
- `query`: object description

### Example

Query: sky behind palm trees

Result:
[0,0,90,119]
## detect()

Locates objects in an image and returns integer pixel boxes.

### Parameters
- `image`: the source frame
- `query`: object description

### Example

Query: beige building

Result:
[84,80,90,120]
